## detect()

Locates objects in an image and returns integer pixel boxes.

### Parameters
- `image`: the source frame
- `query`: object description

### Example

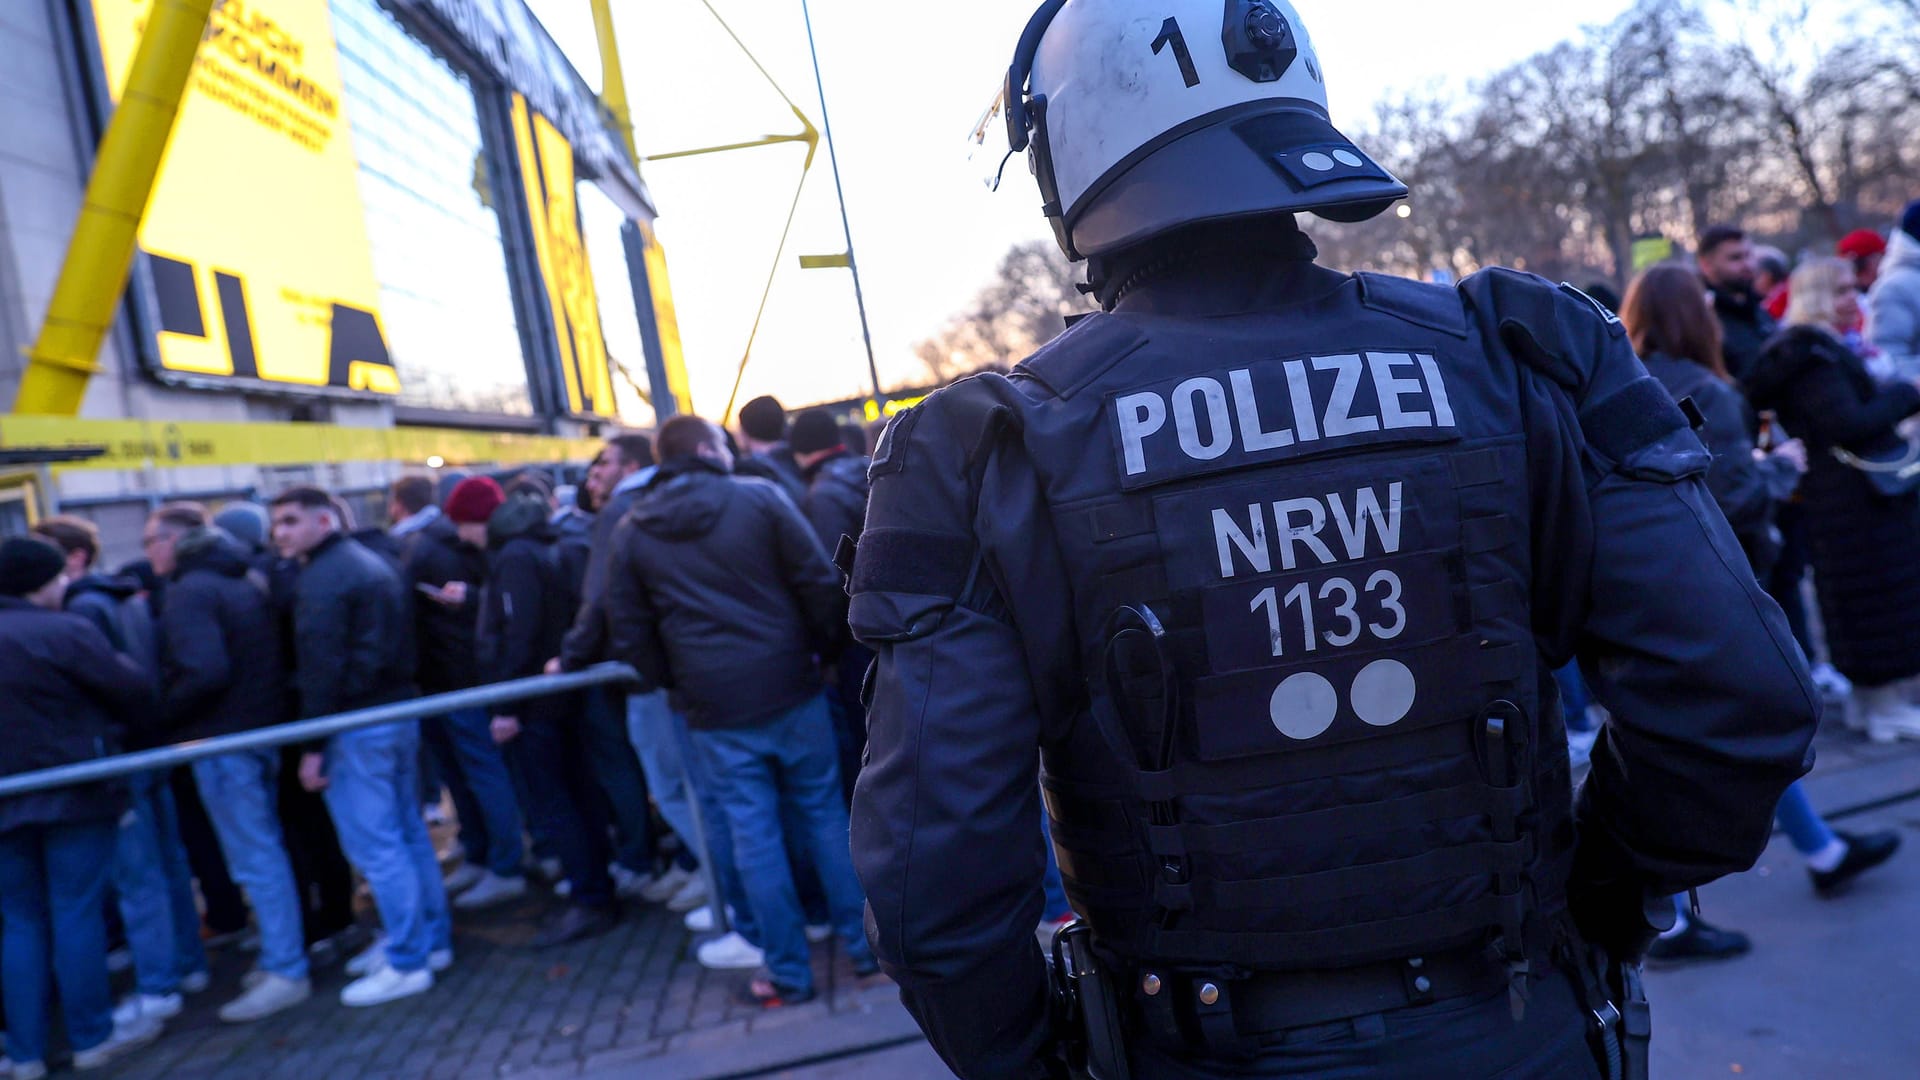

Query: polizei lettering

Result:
[1113,352,1456,485]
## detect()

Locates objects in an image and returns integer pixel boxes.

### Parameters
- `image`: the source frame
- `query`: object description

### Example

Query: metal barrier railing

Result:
[0,663,641,800]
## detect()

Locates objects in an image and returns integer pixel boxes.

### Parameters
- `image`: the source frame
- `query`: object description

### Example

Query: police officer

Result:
[847,1,1821,1077]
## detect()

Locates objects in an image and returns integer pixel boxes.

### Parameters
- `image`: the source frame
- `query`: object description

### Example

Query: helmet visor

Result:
[967,84,1019,192]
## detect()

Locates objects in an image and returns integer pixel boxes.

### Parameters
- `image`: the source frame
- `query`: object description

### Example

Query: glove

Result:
[1568,875,1676,964]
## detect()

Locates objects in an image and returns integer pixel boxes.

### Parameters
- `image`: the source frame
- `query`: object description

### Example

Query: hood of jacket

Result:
[1747,324,1854,406]
[65,572,142,604]
[1884,229,1920,277]
[488,494,553,548]
[630,458,732,541]
[173,527,252,580]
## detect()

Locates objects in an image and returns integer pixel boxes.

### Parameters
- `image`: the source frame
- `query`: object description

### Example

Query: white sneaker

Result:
[112,992,182,1026]
[610,864,650,900]
[696,932,765,970]
[71,1016,161,1072]
[805,923,833,944]
[666,875,710,913]
[340,965,433,1008]
[683,905,718,933]
[442,863,487,895]
[218,972,310,1023]
[345,936,389,977]
[1812,663,1854,699]
[1858,685,1920,744]
[180,971,211,995]
[453,871,528,910]
[639,865,693,904]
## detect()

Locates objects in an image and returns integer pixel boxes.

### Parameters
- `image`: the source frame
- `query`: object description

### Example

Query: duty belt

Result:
[1130,947,1509,1052]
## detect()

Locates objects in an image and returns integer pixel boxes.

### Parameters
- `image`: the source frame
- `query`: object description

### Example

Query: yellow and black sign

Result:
[510,93,616,419]
[634,219,694,416]
[91,0,399,394]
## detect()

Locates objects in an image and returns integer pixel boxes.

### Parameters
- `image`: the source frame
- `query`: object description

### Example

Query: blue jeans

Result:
[510,696,616,909]
[423,707,525,878]
[689,695,874,994]
[635,691,760,938]
[192,749,309,980]
[324,722,451,973]
[1776,782,1837,855]
[0,821,120,1064]
[115,771,209,995]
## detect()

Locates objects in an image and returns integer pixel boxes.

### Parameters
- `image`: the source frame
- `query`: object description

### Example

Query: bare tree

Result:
[915,241,1092,382]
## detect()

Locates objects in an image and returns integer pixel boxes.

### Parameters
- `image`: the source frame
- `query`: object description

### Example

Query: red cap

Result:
[444,476,505,525]
[1837,229,1887,260]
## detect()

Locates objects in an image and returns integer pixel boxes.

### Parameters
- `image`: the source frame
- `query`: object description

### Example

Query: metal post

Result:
[798,0,886,408]
[14,0,216,417]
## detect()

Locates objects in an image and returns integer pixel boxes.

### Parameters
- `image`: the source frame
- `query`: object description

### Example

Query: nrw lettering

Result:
[1212,482,1403,579]
[1115,352,1455,478]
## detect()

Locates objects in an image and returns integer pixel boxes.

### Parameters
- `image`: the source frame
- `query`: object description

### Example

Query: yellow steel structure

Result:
[14,0,214,417]
[589,0,640,164]
[0,415,600,473]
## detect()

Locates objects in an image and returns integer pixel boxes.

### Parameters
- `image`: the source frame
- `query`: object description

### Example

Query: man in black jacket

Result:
[553,435,684,907]
[734,396,807,503]
[270,487,450,1010]
[456,483,621,946]
[390,475,527,910]
[605,416,875,1007]
[1700,224,1777,382]
[144,505,313,1024]
[33,515,211,1026]
[788,408,875,803]
[0,535,162,1071]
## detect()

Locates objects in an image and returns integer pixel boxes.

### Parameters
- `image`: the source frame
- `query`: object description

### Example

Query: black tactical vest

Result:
[1000,273,1575,982]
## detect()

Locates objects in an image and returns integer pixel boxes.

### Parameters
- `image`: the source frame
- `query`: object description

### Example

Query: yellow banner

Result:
[636,219,694,416]
[92,0,398,394]
[511,93,616,419]
[0,415,599,472]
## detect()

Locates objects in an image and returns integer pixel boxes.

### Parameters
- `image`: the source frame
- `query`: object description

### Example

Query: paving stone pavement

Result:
[90,885,908,1080]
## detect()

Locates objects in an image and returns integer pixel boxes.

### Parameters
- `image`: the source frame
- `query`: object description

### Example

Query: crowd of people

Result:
[0,397,894,1075]
[2,200,1918,1073]
[1555,200,1920,962]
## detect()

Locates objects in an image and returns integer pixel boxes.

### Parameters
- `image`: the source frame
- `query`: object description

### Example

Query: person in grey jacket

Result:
[1869,201,1920,379]
[269,487,449,1011]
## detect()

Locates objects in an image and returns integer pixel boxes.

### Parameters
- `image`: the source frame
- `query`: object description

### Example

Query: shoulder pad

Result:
[1458,267,1625,391]
[868,374,1018,482]
[1013,313,1149,400]
[1355,272,1469,338]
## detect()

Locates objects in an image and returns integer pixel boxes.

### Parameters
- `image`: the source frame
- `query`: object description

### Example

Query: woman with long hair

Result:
[1619,264,1899,963]
[1749,256,1920,742]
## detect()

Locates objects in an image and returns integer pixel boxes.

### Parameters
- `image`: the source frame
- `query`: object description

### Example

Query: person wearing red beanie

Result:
[443,477,505,528]
[1838,229,1887,292]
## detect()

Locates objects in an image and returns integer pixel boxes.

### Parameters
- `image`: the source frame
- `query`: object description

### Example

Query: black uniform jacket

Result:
[848,252,1819,1078]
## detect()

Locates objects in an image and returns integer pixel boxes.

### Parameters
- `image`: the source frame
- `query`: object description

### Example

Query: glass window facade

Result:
[330,0,533,416]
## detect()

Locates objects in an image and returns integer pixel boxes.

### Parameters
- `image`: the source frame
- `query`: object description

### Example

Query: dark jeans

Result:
[511,695,616,909]
[582,688,653,874]
[0,820,120,1065]
[1128,974,1601,1078]
[825,644,873,806]
[423,706,526,878]
[689,695,873,994]
[276,745,357,943]
[1767,504,1815,659]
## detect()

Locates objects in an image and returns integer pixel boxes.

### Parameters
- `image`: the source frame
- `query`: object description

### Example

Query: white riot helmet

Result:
[982,0,1407,262]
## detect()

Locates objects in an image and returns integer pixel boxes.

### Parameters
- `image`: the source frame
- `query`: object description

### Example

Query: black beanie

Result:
[738,396,788,443]
[0,536,67,598]
[789,408,846,456]
[1903,199,1920,243]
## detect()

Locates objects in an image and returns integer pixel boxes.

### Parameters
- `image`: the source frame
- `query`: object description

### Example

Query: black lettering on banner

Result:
[1151,18,1202,87]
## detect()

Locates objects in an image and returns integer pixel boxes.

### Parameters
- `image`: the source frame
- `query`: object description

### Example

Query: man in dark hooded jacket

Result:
[604,416,875,1007]
[461,484,621,946]
[144,505,313,1024]
[32,516,210,1023]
